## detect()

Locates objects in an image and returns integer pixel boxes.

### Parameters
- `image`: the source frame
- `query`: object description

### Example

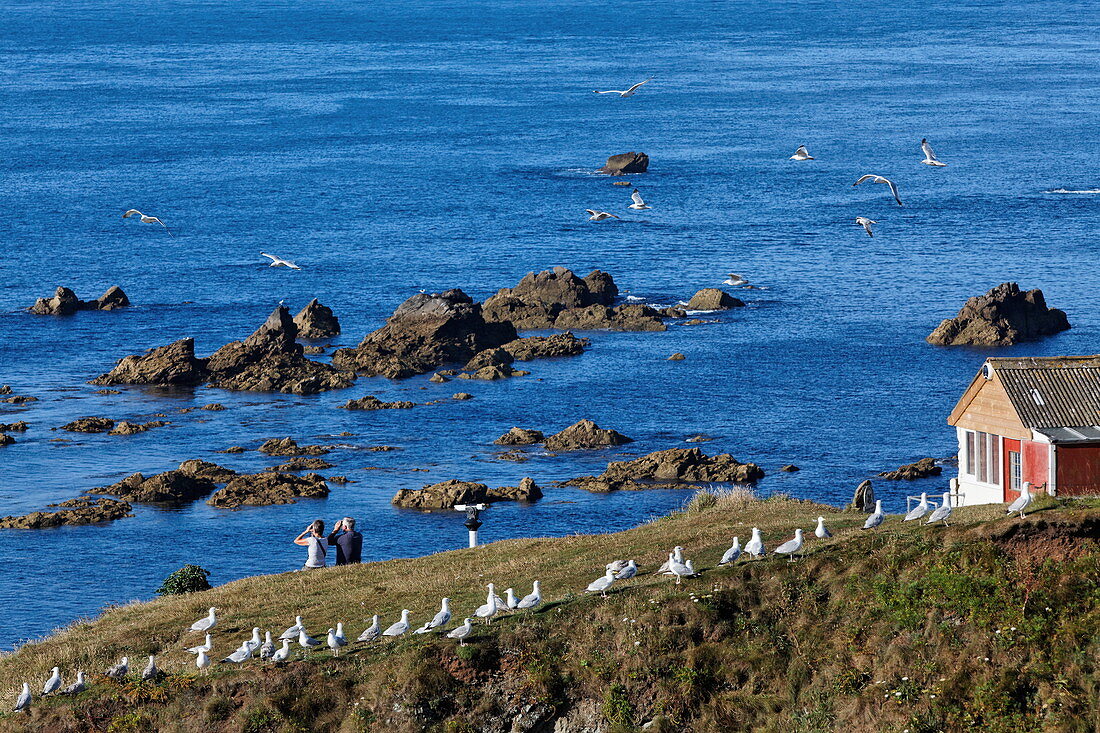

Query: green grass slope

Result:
[1,493,1098,733]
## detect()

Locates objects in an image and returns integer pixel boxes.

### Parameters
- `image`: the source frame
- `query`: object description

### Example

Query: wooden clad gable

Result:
[947,371,1030,440]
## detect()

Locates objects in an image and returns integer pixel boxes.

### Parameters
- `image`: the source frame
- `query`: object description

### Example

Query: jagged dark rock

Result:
[95,470,217,503]
[0,434,14,447]
[108,420,168,435]
[339,396,417,410]
[392,477,542,509]
[266,457,334,472]
[0,498,133,529]
[927,283,1070,346]
[685,289,745,311]
[599,152,649,175]
[332,289,517,379]
[60,417,116,433]
[207,472,329,508]
[879,458,942,481]
[258,437,330,457]
[563,448,765,492]
[495,428,545,446]
[293,298,341,339]
[91,338,210,387]
[0,422,29,432]
[502,332,589,361]
[543,419,633,452]
[29,286,130,315]
[201,403,225,411]
[178,459,238,482]
[2,395,37,404]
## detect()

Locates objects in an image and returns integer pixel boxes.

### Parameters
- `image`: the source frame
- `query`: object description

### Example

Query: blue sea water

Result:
[1,0,1099,651]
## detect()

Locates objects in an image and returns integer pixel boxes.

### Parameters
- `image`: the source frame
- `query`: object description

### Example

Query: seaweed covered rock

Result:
[258,437,330,457]
[494,427,545,446]
[339,396,417,410]
[543,419,633,452]
[29,286,130,315]
[599,151,649,175]
[207,472,329,508]
[563,448,764,492]
[293,298,341,339]
[91,338,211,387]
[879,458,942,481]
[332,289,517,379]
[0,421,29,432]
[927,283,1070,346]
[60,417,116,433]
[96,470,217,503]
[0,498,133,529]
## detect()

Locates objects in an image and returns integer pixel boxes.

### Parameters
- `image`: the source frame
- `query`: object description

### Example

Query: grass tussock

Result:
[0,494,1099,732]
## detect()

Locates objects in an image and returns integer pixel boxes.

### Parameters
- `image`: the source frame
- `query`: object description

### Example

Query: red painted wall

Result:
[1056,444,1100,496]
[1022,441,1049,493]
[1003,438,1022,503]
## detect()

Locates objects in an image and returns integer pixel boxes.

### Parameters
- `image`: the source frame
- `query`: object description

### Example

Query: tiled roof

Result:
[989,356,1100,429]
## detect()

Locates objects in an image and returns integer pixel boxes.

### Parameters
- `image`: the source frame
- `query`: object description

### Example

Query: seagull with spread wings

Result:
[261,252,301,270]
[586,209,620,221]
[123,209,173,236]
[920,138,947,166]
[593,77,653,97]
[628,189,650,210]
[855,217,877,237]
[853,174,903,206]
[789,145,814,161]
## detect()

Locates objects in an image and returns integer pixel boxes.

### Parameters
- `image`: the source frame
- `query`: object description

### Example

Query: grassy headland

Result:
[1,492,1098,732]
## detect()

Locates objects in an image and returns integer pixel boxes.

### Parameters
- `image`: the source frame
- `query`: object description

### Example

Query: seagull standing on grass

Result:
[447,619,474,646]
[719,538,742,565]
[774,529,805,562]
[1007,485,1034,518]
[904,493,934,522]
[920,138,947,166]
[628,189,650,210]
[925,492,953,527]
[790,145,814,161]
[593,77,652,97]
[42,668,62,695]
[60,672,86,695]
[259,631,275,659]
[504,588,519,610]
[221,644,253,664]
[141,656,159,681]
[105,657,129,679]
[414,599,452,633]
[476,584,500,624]
[383,609,411,637]
[587,568,616,596]
[863,500,885,529]
[517,581,542,610]
[280,616,304,640]
[615,560,638,579]
[668,554,695,584]
[271,640,291,662]
[358,615,381,642]
[855,217,877,237]
[586,209,620,221]
[815,516,832,539]
[327,628,347,656]
[298,628,322,650]
[659,546,685,574]
[334,623,347,645]
[12,683,30,713]
[261,252,301,270]
[122,209,173,236]
[242,627,262,653]
[196,650,211,673]
[744,528,766,560]
[189,607,217,633]
[186,634,212,655]
[853,175,903,206]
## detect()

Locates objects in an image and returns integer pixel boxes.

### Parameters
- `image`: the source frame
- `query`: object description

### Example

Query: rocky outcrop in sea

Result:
[598,151,649,175]
[391,477,542,509]
[29,286,129,315]
[927,282,1070,346]
[562,447,765,492]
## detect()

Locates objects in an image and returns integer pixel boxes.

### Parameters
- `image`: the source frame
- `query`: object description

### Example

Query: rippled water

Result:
[1,0,1098,650]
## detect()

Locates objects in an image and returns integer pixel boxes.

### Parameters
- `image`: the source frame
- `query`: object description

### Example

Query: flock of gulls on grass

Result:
[11,486,1040,713]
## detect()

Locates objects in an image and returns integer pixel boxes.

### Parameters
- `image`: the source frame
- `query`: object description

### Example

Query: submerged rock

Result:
[208,472,329,508]
[543,419,633,452]
[502,332,589,361]
[96,470,217,503]
[29,285,130,315]
[339,396,417,410]
[685,289,745,311]
[332,289,517,379]
[60,417,116,433]
[293,298,341,339]
[0,497,133,529]
[0,422,29,432]
[879,457,942,481]
[599,151,649,175]
[258,437,330,457]
[91,338,210,387]
[452,392,473,400]
[563,447,765,492]
[267,457,334,472]
[494,427,545,446]
[392,477,542,509]
[927,282,1070,346]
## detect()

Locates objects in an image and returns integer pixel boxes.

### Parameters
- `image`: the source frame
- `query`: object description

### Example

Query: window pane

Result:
[989,434,999,485]
[966,432,976,475]
[977,432,987,483]
[1010,452,1021,491]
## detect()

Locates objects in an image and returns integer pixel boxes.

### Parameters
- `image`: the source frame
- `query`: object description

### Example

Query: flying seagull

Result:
[593,77,653,97]
[447,618,474,646]
[925,492,953,526]
[189,607,217,633]
[628,189,650,210]
[853,175,903,206]
[855,217,877,237]
[586,209,620,221]
[920,138,947,167]
[1007,485,1034,518]
[122,209,173,236]
[790,145,814,161]
[261,252,301,270]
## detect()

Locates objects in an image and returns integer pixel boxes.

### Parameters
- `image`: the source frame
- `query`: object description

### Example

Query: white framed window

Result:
[963,430,1000,485]
[1008,451,1022,492]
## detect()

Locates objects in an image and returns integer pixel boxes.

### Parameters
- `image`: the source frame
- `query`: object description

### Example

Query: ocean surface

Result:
[1,0,1098,651]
